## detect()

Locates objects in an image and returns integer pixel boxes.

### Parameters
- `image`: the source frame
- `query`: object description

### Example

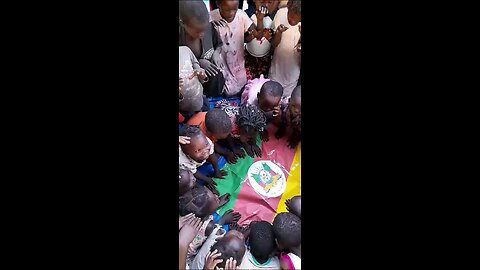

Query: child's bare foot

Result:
[218,193,231,208]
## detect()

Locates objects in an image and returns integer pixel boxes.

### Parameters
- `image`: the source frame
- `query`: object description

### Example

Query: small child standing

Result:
[269,0,301,97]
[210,0,257,97]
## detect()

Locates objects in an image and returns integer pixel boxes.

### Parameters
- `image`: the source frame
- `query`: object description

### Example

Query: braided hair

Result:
[179,186,212,220]
[236,104,267,136]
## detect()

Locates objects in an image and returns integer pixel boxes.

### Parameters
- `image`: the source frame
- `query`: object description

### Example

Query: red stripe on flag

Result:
[234,125,298,225]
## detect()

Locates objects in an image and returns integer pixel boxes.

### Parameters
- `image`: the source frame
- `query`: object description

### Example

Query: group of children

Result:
[179,1,301,269]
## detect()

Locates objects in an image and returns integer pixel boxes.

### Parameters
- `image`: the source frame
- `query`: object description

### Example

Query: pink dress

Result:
[210,9,252,97]
[240,75,271,106]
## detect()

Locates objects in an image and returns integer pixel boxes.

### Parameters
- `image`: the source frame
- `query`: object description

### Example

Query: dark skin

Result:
[206,129,239,165]
[182,17,224,78]
[205,209,242,237]
[181,134,224,192]
[271,5,301,49]
[179,170,197,196]
[257,91,282,141]
[239,128,262,158]
[275,95,301,148]
[225,135,246,159]
[217,0,257,43]
[285,196,301,218]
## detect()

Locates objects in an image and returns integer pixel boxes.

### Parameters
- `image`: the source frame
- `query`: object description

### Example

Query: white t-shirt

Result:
[269,7,301,97]
[245,15,273,57]
[239,250,280,269]
[210,9,252,96]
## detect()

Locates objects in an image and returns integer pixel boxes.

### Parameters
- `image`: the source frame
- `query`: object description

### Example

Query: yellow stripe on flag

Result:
[275,144,301,219]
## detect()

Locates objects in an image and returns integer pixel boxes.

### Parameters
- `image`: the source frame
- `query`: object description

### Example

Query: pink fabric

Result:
[210,9,252,96]
[240,75,270,105]
[280,252,296,270]
[233,125,298,225]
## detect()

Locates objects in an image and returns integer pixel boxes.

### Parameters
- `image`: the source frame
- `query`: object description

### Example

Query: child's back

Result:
[239,221,280,269]
[269,5,301,97]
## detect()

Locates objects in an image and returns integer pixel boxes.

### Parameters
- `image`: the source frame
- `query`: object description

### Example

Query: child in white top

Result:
[210,0,257,97]
[269,0,301,97]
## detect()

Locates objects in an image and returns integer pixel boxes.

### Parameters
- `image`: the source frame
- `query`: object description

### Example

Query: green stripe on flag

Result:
[213,137,262,215]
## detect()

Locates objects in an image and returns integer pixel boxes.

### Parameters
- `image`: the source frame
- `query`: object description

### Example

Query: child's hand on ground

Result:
[179,213,195,230]
[199,59,221,77]
[285,196,301,218]
[261,129,269,142]
[179,216,202,248]
[213,169,228,179]
[225,151,238,164]
[205,249,223,270]
[233,146,246,158]
[179,136,191,145]
[252,144,262,157]
[244,146,255,158]
[220,209,242,225]
[206,182,220,196]
[218,193,231,208]
[287,137,299,149]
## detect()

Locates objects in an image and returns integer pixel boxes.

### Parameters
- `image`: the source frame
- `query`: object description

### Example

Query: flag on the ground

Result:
[214,125,301,225]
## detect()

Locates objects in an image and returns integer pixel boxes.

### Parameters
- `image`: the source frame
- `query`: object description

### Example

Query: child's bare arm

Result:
[244,23,256,43]
[226,135,246,158]
[207,153,228,179]
[214,142,238,164]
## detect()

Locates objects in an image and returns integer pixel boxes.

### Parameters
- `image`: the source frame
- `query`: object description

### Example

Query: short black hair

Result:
[249,221,276,262]
[237,104,267,135]
[179,0,210,25]
[272,212,301,248]
[287,0,301,14]
[179,125,203,139]
[210,238,244,269]
[205,109,232,135]
[179,169,193,196]
[291,85,301,99]
[179,186,211,220]
[260,81,283,97]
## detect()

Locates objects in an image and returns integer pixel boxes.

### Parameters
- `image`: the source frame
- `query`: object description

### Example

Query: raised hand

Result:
[179,213,195,230]
[204,249,223,270]
[252,144,262,157]
[179,216,202,248]
[199,59,221,77]
[224,257,238,270]
[179,136,191,145]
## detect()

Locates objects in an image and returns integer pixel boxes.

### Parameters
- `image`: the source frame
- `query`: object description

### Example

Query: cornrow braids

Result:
[179,186,211,220]
[236,104,267,136]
